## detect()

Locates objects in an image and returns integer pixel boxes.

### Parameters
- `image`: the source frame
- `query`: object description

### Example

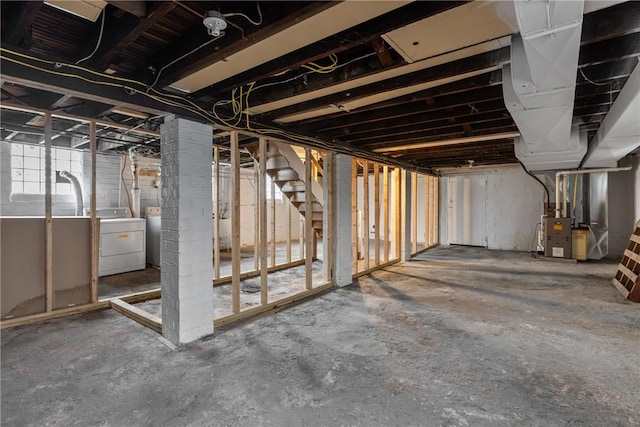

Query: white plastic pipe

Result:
[130,149,140,218]
[555,166,632,218]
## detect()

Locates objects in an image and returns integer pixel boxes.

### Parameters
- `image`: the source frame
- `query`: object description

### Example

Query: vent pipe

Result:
[59,170,83,216]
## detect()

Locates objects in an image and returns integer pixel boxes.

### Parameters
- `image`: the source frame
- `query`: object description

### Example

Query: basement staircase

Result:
[247,141,324,237]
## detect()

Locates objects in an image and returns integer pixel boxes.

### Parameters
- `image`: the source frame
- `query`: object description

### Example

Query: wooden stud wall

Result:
[1,111,442,331]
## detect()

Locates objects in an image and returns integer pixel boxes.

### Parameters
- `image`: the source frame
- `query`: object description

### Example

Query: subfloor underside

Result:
[2,246,639,426]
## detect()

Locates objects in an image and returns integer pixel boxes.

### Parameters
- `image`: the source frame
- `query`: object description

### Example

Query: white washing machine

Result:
[94,208,146,276]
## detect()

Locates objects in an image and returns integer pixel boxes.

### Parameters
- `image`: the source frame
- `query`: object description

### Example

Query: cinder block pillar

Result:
[333,153,352,287]
[401,170,412,261]
[160,116,214,345]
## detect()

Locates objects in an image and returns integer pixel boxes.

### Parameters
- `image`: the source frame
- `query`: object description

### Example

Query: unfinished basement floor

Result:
[2,246,639,426]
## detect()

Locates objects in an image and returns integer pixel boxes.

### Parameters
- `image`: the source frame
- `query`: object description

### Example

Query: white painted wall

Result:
[439,165,544,251]
[634,154,640,222]
[608,154,640,258]
[236,168,301,247]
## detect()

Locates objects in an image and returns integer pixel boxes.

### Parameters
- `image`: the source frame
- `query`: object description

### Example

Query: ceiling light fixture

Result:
[203,11,227,37]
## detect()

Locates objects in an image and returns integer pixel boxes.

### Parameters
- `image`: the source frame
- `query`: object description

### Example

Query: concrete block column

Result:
[333,153,352,287]
[401,169,412,261]
[160,116,214,345]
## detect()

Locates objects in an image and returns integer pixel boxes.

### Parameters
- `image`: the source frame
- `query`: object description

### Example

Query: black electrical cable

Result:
[519,160,550,207]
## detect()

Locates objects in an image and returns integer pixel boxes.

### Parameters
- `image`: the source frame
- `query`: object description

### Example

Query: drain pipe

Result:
[129,148,140,218]
[555,166,632,218]
[59,170,84,216]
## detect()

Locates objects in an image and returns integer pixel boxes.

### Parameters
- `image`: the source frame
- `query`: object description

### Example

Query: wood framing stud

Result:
[412,171,418,254]
[214,146,221,280]
[305,147,314,290]
[363,161,370,270]
[231,131,241,314]
[90,121,98,303]
[374,163,380,266]
[110,298,162,334]
[44,113,53,312]
[383,165,389,263]
[352,159,358,273]
[259,138,268,305]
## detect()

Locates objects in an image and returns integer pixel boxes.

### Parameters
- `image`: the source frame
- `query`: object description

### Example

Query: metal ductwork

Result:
[503,0,587,171]
[582,60,640,167]
[59,170,84,216]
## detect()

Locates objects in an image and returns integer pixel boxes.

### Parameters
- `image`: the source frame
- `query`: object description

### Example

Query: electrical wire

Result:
[223,3,262,26]
[1,53,216,123]
[75,10,105,64]
[518,160,550,207]
[301,54,338,74]
[147,33,225,91]
[0,47,400,167]
[251,52,376,92]
[579,68,609,86]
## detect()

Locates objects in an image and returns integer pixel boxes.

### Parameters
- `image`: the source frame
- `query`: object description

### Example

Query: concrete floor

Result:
[2,246,639,426]
[98,242,317,300]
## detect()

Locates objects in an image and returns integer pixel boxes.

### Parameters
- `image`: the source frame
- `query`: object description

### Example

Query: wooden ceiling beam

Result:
[157,2,338,89]
[581,1,640,45]
[578,32,640,68]
[87,1,178,71]
[1,1,43,47]
[341,110,512,144]
[193,1,465,98]
[360,118,516,149]
[0,45,434,173]
[310,85,504,133]
[105,0,146,18]
[326,99,509,138]
[365,123,518,153]
[257,47,509,121]
[299,70,503,128]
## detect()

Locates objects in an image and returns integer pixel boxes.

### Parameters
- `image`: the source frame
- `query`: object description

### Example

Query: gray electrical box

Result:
[545,218,572,258]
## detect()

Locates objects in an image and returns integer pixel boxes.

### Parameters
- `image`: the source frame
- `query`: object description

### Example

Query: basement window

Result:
[10,144,82,195]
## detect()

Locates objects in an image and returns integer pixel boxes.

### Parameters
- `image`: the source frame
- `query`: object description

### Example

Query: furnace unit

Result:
[544,217,572,259]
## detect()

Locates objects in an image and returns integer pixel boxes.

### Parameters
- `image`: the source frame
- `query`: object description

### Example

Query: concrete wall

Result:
[439,165,544,251]
[439,161,639,256]
[608,153,640,258]
[634,154,640,223]
[237,168,301,247]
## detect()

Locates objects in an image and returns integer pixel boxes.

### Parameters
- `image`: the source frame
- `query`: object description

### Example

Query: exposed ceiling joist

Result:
[1,1,43,47]
[0,45,432,172]
[104,0,145,18]
[169,1,411,93]
[196,1,465,97]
